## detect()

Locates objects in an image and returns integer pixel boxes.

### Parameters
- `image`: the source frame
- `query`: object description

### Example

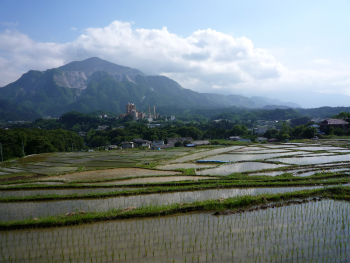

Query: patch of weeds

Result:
[175,168,196,175]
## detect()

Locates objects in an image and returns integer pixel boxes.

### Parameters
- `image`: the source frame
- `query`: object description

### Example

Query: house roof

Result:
[321,119,349,125]
[133,138,151,144]
[193,140,210,146]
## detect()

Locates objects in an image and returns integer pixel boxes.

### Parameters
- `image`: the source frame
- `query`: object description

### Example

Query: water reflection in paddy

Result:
[294,146,347,151]
[231,149,293,154]
[264,145,298,148]
[196,162,289,175]
[156,163,218,170]
[200,152,306,162]
[0,185,328,221]
[167,146,244,164]
[271,154,350,165]
[250,167,350,177]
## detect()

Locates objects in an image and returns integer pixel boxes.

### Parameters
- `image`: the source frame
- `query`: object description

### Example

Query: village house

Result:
[133,139,152,148]
[152,139,165,149]
[257,137,268,143]
[121,142,134,149]
[319,119,349,133]
[96,125,109,131]
[229,136,242,141]
[193,140,210,146]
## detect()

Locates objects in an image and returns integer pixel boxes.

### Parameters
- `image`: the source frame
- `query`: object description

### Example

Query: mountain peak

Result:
[59,57,144,76]
[52,57,145,90]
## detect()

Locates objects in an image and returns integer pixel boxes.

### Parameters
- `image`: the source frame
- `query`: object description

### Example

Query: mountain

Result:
[0,57,300,119]
[251,96,299,109]
[0,99,41,121]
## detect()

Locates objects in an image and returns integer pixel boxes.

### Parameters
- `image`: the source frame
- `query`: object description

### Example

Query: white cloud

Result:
[0,20,349,107]
[312,59,331,65]
[0,30,66,86]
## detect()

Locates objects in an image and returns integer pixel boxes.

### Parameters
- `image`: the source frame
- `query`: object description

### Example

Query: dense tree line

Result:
[83,121,253,147]
[263,123,318,141]
[2,111,349,159]
[0,128,84,161]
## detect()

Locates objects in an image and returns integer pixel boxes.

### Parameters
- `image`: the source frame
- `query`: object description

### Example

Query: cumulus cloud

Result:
[0,20,349,106]
[0,30,65,84]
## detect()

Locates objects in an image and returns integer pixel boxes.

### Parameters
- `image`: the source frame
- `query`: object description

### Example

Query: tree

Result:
[228,125,248,137]
[332,112,350,119]
[302,127,317,139]
[279,133,290,141]
[290,116,311,126]
[291,126,305,139]
[183,140,192,145]
[174,141,183,147]
[176,127,202,139]
[264,129,279,139]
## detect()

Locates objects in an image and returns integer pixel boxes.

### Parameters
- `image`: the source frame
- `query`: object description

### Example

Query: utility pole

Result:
[0,143,3,162]
[22,142,25,157]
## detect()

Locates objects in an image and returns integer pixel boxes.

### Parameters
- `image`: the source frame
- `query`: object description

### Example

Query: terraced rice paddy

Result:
[196,162,289,175]
[1,199,350,263]
[0,185,328,221]
[41,168,182,181]
[1,139,350,262]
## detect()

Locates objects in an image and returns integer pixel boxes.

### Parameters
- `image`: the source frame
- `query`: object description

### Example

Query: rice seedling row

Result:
[0,185,342,222]
[1,198,349,263]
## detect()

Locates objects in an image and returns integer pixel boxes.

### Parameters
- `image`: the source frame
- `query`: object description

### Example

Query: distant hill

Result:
[295,106,350,119]
[252,96,299,109]
[0,57,300,120]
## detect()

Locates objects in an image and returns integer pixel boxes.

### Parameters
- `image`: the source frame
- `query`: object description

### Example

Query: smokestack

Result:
[153,106,156,118]
[148,106,151,118]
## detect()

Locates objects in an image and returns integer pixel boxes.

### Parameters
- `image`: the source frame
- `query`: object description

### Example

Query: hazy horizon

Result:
[1,0,349,108]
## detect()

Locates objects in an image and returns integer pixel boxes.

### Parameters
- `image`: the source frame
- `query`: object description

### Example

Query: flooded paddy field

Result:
[81,175,215,185]
[198,151,307,163]
[196,162,289,175]
[1,140,350,262]
[156,163,218,170]
[40,168,182,182]
[166,146,244,164]
[251,167,350,177]
[192,142,349,176]
[0,185,327,221]
[270,154,350,165]
[0,187,137,198]
[1,199,349,263]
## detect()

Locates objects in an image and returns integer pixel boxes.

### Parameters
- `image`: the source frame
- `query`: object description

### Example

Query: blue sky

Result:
[0,0,349,107]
